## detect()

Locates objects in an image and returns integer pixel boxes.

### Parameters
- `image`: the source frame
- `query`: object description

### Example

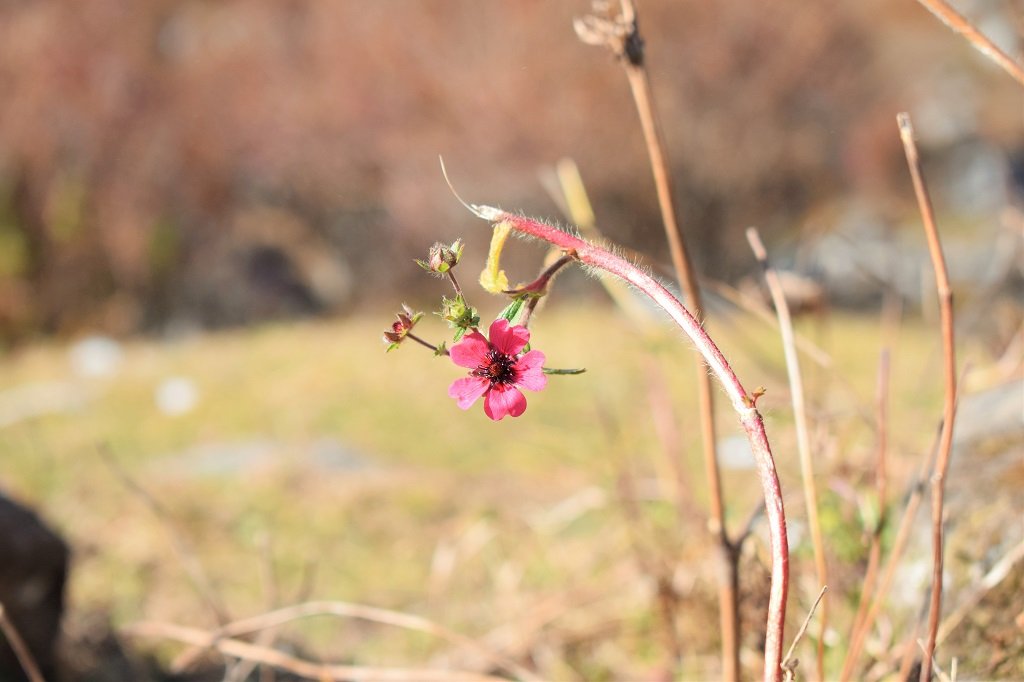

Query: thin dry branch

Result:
[576,3,737,677]
[98,445,230,625]
[897,112,959,682]
[782,586,828,682]
[912,0,1024,86]
[223,535,284,682]
[916,638,954,682]
[747,227,828,681]
[845,447,930,679]
[614,466,683,676]
[201,600,539,682]
[840,349,891,681]
[127,621,511,682]
[0,602,45,682]
[849,357,969,679]
[703,278,835,369]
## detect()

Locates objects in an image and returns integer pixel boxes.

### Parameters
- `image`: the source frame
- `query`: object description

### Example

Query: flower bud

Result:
[382,304,423,351]
[417,239,463,275]
[439,294,479,342]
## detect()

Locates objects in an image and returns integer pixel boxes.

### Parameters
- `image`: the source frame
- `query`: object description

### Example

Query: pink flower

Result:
[447,319,547,421]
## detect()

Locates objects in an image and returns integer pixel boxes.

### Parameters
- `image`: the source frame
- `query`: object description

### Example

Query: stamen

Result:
[472,350,517,385]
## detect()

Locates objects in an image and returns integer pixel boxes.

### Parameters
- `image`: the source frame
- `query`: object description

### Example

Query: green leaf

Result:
[542,367,587,375]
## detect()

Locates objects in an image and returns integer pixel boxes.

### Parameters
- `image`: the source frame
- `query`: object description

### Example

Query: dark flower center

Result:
[472,349,518,386]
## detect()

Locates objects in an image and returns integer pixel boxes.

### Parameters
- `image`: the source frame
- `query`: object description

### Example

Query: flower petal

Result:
[449,330,490,369]
[514,350,548,391]
[488,319,530,356]
[448,377,490,410]
[483,384,527,420]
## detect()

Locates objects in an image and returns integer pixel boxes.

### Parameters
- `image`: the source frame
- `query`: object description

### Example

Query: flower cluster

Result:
[384,234,580,421]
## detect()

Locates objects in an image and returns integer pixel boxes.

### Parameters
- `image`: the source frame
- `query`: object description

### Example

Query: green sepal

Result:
[434,341,448,357]
[385,342,401,353]
[497,296,528,326]
[415,258,449,275]
[448,239,464,264]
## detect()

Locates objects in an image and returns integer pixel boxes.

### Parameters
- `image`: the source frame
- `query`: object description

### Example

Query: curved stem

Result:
[466,206,790,681]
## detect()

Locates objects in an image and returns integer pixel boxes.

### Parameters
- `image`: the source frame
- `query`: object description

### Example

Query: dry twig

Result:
[897,112,959,682]
[916,638,953,682]
[98,446,230,625]
[576,2,738,677]
[203,600,538,682]
[127,621,511,682]
[781,586,828,682]
[912,0,1024,86]
[747,227,829,681]
[840,349,891,681]
[0,602,45,682]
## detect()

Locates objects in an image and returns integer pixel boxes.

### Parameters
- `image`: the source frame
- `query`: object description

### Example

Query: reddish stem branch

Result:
[897,112,958,682]
[406,333,450,356]
[511,252,577,328]
[458,201,790,682]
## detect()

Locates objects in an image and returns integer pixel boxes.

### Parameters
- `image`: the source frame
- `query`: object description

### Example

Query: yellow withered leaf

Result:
[479,221,512,293]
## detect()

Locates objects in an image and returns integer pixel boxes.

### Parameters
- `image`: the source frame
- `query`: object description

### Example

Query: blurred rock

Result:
[151,439,277,478]
[68,336,123,378]
[0,493,69,681]
[0,382,92,429]
[149,437,374,479]
[310,437,373,472]
[717,434,756,470]
[953,379,1024,452]
[154,376,199,417]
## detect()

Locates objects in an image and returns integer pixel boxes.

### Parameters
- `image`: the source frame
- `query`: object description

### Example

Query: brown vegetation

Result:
[3,0,1015,340]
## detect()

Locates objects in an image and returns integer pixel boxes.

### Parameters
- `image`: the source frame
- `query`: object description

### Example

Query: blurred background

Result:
[1,0,1019,340]
[0,0,1021,680]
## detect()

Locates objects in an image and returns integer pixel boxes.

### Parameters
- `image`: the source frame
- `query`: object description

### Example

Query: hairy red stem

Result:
[463,204,790,681]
